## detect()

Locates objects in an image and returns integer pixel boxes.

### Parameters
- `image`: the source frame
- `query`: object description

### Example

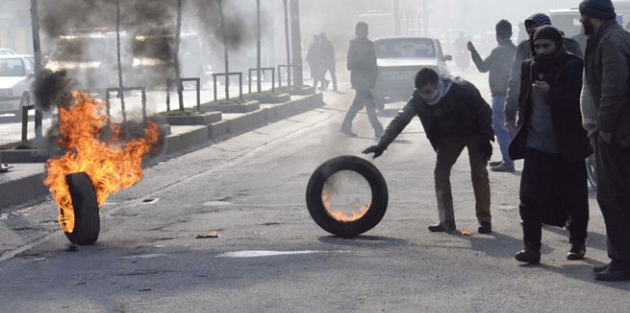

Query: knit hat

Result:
[532,26,564,48]
[496,19,513,38]
[579,0,616,20]
[524,13,551,28]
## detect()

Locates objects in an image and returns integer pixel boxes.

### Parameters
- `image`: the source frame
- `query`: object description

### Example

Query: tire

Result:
[64,172,100,245]
[306,155,388,238]
[586,154,597,191]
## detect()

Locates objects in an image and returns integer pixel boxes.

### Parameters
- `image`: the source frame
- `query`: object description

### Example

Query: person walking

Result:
[579,0,630,281]
[509,26,591,265]
[340,22,383,138]
[319,32,337,92]
[468,19,517,172]
[305,34,325,90]
[363,68,494,234]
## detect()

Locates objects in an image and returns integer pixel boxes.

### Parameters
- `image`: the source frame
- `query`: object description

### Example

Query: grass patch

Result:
[157,107,206,116]
[1,140,33,150]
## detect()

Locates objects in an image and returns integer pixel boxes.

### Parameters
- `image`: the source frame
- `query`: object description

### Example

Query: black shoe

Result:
[515,247,541,264]
[339,129,357,137]
[594,267,630,281]
[567,243,586,260]
[489,161,502,167]
[478,221,492,234]
[593,262,611,273]
[428,221,456,232]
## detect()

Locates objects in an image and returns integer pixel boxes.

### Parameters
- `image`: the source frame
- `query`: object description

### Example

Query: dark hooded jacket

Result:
[583,19,630,149]
[509,39,592,162]
[347,36,378,90]
[377,79,493,152]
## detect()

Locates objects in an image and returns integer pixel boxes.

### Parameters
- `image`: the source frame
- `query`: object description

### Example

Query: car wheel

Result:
[63,172,100,245]
[305,155,388,238]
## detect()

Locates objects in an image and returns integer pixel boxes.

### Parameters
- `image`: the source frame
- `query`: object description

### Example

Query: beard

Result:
[582,18,596,36]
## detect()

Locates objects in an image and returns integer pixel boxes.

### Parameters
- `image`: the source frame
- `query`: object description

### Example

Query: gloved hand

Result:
[362,145,384,159]
[479,140,493,162]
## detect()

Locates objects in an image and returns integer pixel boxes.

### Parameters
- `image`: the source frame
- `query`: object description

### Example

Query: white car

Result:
[372,36,452,105]
[0,55,35,119]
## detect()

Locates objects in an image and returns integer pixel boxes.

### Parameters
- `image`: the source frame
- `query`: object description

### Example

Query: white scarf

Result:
[420,76,463,105]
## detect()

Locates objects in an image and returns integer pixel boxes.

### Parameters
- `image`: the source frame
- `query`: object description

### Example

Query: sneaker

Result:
[489,161,502,167]
[490,162,515,172]
[339,129,357,137]
[428,221,456,232]
[515,246,541,264]
[567,243,586,260]
[478,221,492,234]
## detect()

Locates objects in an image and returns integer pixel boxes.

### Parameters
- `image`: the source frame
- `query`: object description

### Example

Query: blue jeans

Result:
[492,96,514,166]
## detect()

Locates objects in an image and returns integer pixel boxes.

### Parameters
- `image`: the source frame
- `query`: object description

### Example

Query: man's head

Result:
[355,22,369,38]
[579,0,616,35]
[524,13,552,37]
[319,32,328,41]
[495,19,513,42]
[532,26,563,56]
[415,68,439,94]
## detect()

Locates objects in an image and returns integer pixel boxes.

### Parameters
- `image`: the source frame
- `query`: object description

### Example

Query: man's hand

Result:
[600,131,612,144]
[505,120,517,133]
[479,140,493,162]
[532,80,550,97]
[467,41,475,52]
[362,145,384,159]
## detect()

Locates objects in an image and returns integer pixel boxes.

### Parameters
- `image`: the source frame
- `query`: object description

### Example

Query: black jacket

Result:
[509,48,592,162]
[347,36,378,90]
[378,80,493,152]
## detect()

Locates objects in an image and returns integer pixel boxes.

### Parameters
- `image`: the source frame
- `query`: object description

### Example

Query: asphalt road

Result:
[0,68,628,313]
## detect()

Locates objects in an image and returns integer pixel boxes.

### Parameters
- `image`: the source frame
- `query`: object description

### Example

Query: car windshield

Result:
[50,37,109,62]
[0,58,25,77]
[375,38,436,58]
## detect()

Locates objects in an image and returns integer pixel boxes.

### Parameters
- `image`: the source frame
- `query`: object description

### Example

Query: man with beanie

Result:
[467,19,517,172]
[340,22,383,138]
[362,68,494,234]
[504,13,582,135]
[580,0,630,281]
[510,26,592,265]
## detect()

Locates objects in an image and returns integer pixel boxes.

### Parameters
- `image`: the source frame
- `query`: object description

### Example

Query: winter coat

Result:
[347,36,378,90]
[583,20,630,150]
[509,47,592,162]
[505,37,583,121]
[320,38,336,69]
[470,40,517,96]
[378,80,493,152]
[305,42,323,79]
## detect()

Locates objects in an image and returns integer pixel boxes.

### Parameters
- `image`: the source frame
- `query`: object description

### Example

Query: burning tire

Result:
[64,172,100,245]
[306,155,388,238]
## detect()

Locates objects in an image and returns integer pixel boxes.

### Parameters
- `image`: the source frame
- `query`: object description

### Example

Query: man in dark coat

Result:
[305,34,325,90]
[340,22,383,138]
[319,32,337,92]
[363,68,494,234]
[580,0,630,281]
[509,26,592,265]
[468,19,518,172]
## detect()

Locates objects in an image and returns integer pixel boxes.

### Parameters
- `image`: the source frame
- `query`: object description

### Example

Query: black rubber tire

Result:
[64,172,100,245]
[306,155,388,238]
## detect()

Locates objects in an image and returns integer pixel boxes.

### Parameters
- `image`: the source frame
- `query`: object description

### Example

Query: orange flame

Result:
[322,187,370,222]
[44,91,161,233]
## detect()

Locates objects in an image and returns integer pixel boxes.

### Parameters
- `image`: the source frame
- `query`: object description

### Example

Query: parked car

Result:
[0,48,17,55]
[0,54,35,119]
[372,36,451,106]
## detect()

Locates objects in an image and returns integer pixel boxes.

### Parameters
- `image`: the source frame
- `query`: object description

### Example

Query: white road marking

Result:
[216,250,350,258]
[122,253,166,259]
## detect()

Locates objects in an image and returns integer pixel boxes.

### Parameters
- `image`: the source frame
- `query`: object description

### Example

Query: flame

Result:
[322,184,370,222]
[44,91,161,233]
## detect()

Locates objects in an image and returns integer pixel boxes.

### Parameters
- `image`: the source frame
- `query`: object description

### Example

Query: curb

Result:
[0,93,325,209]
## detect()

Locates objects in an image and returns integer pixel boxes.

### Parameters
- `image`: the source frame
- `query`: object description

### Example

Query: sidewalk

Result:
[0,92,324,210]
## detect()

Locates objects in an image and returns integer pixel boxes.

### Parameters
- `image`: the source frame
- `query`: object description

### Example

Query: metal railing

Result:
[277,64,302,87]
[212,72,243,101]
[248,67,275,94]
[105,87,147,124]
[165,78,201,112]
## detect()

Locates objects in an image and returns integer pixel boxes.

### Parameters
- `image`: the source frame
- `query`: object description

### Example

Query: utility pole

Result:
[30,0,42,138]
[115,0,127,120]
[290,0,302,86]
[174,0,184,109]
[219,0,230,99]
[256,0,262,93]
[282,0,291,85]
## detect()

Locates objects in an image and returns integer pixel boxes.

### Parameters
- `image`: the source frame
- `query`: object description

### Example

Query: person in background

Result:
[305,34,325,90]
[362,68,494,234]
[509,26,591,265]
[340,22,383,138]
[319,32,338,92]
[579,0,630,282]
[468,19,517,172]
